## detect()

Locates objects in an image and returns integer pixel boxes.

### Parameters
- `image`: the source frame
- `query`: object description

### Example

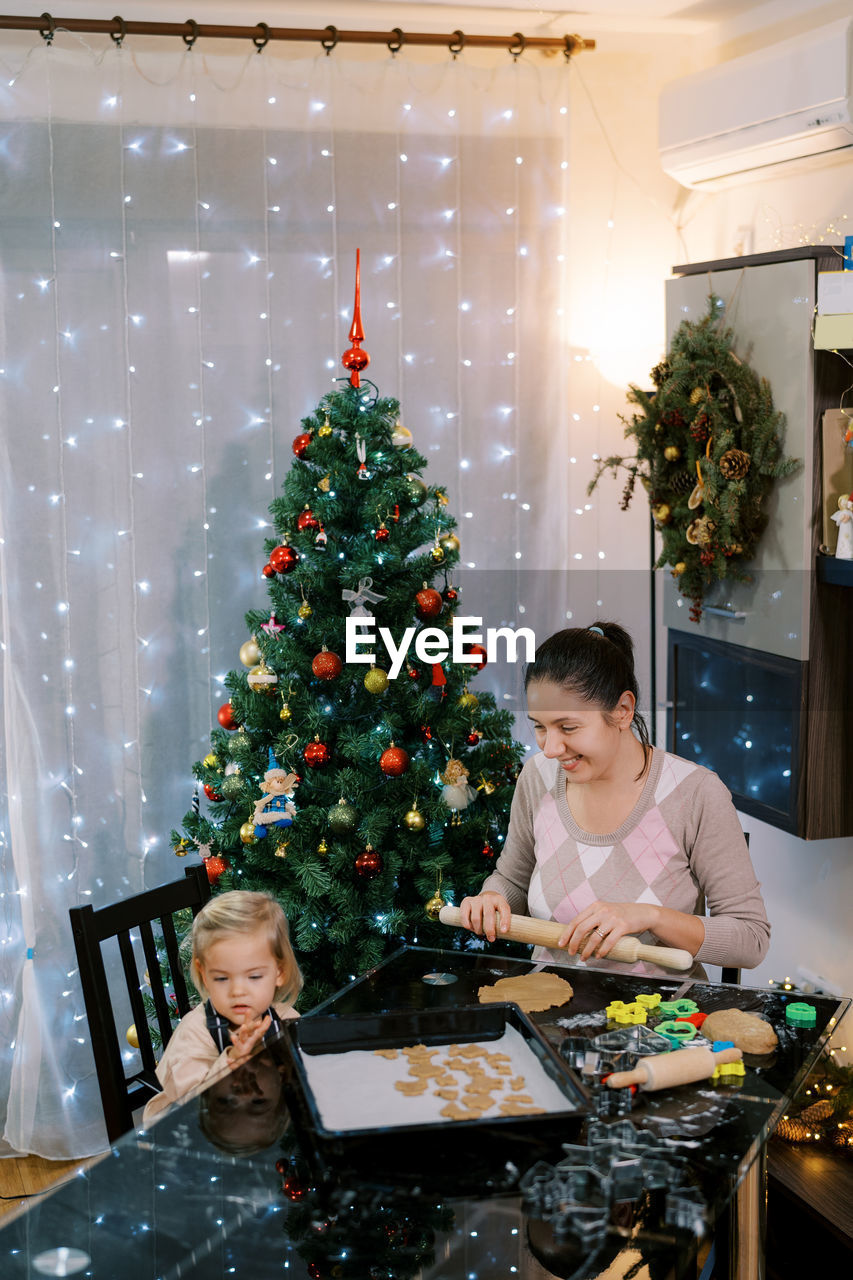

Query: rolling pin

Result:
[437,905,695,972]
[605,1045,743,1091]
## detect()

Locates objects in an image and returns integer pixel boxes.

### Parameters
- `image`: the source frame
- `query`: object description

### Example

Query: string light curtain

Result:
[0,32,571,1158]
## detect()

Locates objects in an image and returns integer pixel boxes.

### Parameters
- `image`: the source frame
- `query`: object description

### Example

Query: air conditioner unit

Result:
[659,18,853,188]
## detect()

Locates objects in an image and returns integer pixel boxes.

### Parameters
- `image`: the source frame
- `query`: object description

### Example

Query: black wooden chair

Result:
[69,864,211,1143]
[719,832,749,986]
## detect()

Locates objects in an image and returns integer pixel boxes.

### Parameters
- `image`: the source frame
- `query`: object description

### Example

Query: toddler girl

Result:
[142,889,301,1125]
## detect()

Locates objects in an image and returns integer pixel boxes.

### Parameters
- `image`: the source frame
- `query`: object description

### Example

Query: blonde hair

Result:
[191,890,302,1006]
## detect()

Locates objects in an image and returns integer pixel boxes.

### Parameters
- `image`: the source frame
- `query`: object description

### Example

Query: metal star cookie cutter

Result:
[592,1024,674,1058]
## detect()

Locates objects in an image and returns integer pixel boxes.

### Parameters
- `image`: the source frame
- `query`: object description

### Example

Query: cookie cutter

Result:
[785,1001,817,1028]
[605,999,648,1025]
[655,1019,698,1046]
[658,998,699,1018]
[592,1024,674,1057]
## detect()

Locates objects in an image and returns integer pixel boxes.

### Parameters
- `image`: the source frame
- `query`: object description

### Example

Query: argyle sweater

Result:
[481,748,770,970]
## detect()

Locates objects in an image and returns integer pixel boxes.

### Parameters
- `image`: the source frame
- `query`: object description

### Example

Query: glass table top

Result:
[2,945,846,1280]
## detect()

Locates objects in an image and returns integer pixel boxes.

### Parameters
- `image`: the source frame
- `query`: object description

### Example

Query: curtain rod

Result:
[0,13,594,57]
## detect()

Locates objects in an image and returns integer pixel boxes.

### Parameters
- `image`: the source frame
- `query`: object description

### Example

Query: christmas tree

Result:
[174,254,526,1007]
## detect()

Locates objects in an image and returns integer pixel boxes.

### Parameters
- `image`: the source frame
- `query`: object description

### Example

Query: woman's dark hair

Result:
[524,621,651,770]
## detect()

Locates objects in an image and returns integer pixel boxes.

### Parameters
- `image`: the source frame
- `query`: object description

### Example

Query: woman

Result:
[460,622,769,971]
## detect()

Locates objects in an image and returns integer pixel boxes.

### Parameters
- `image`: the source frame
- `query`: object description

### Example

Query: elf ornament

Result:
[253,752,299,839]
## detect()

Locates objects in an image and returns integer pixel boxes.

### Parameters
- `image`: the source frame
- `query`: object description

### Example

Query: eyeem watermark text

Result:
[346,616,536,679]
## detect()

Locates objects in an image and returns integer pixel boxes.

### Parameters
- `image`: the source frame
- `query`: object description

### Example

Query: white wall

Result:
[568,23,853,1027]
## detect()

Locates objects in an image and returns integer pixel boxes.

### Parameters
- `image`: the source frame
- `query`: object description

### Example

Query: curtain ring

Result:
[387,27,405,56]
[110,15,127,48]
[321,25,338,56]
[449,29,465,59]
[508,32,526,60]
[253,22,270,52]
[182,19,199,49]
[39,12,55,44]
[563,34,577,62]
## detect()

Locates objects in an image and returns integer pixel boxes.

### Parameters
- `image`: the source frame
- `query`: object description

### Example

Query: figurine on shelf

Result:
[253,752,299,839]
[831,492,853,560]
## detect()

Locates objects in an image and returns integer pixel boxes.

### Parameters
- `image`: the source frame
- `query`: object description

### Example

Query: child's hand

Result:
[227,1013,272,1066]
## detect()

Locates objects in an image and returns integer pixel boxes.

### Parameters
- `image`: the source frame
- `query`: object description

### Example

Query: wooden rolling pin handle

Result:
[606,1046,743,1091]
[437,905,694,972]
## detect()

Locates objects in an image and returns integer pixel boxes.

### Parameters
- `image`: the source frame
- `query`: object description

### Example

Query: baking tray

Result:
[279,1003,590,1187]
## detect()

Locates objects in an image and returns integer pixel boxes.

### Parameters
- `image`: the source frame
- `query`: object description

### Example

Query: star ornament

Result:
[261,613,285,635]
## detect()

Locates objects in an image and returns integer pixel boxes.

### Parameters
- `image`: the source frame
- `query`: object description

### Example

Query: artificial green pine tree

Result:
[173,258,526,1007]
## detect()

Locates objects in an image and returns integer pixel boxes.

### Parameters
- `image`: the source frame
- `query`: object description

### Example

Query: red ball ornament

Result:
[466,643,488,669]
[415,587,442,619]
[355,845,382,879]
[281,1172,306,1201]
[304,738,331,768]
[375,521,390,542]
[443,586,458,604]
[380,744,410,777]
[204,854,228,884]
[342,346,370,375]
[420,723,432,741]
[203,783,222,802]
[481,842,496,860]
[307,1264,321,1280]
[262,563,276,579]
[466,730,482,746]
[297,505,319,532]
[312,648,343,680]
[269,544,298,574]
[407,663,420,680]
[217,701,238,730]
[292,432,313,458]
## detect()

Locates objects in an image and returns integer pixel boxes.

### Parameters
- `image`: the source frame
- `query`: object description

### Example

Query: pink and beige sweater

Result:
[482,747,770,970]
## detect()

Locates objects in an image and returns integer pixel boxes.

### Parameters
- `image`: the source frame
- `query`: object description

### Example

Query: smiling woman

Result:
[459,621,771,973]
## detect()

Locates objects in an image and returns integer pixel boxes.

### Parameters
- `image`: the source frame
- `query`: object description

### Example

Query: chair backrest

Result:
[70,863,212,1143]
[719,831,749,986]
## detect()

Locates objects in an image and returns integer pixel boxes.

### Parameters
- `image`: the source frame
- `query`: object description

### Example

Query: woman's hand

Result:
[557,900,662,960]
[227,1012,272,1067]
[459,891,513,944]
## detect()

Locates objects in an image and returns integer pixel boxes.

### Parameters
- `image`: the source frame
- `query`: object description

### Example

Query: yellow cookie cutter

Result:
[606,1000,648,1026]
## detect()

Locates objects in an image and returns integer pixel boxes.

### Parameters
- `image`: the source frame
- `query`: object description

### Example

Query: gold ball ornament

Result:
[429,543,445,564]
[318,417,333,439]
[279,700,293,723]
[652,503,672,525]
[239,821,257,845]
[203,753,218,769]
[425,892,446,921]
[391,421,413,449]
[239,638,261,668]
[317,838,328,856]
[364,667,389,695]
[126,1024,139,1049]
[403,806,425,831]
[248,661,279,695]
[438,532,460,555]
[297,602,313,620]
[458,690,479,710]
[672,562,686,576]
[663,446,681,462]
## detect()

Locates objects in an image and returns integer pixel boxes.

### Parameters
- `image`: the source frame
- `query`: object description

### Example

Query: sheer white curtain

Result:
[0,33,572,1158]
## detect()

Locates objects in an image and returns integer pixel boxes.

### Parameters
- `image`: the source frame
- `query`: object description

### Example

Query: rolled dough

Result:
[702,1007,778,1055]
[477,971,574,1013]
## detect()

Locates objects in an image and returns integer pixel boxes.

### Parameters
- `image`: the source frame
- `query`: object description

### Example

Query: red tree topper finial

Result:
[341,248,370,388]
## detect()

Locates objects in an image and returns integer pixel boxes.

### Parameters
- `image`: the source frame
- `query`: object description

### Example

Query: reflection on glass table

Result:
[1,944,846,1280]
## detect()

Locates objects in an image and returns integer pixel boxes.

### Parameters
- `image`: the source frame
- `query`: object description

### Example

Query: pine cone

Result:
[669,470,693,495]
[719,448,750,479]
[651,359,672,388]
[776,1117,811,1142]
[689,387,705,405]
[800,1098,834,1126]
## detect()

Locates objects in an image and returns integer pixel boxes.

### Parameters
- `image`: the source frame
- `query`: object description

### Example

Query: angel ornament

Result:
[253,752,299,839]
[831,492,853,560]
[440,758,477,825]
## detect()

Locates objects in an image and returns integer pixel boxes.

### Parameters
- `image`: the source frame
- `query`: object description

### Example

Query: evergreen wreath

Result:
[588,295,798,622]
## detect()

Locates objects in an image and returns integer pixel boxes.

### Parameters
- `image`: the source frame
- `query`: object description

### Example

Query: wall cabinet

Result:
[664,248,852,839]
